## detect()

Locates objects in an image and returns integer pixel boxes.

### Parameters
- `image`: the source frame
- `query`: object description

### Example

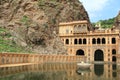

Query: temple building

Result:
[59,20,120,63]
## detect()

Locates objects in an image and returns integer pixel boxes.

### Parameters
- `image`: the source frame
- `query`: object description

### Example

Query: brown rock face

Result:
[114,11,120,29]
[0,0,91,54]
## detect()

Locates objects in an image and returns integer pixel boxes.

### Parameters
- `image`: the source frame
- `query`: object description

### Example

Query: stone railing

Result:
[59,29,120,37]
[0,53,86,65]
[0,53,30,65]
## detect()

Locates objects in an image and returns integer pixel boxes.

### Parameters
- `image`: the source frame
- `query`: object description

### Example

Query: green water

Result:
[0,63,119,80]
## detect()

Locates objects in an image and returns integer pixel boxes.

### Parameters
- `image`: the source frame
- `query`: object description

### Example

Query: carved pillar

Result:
[19,55,21,63]
[1,54,3,64]
[16,54,18,64]
[56,56,57,62]
[20,54,21,63]
[28,55,31,63]
[9,55,12,64]
[69,56,71,62]
[20,55,21,63]
[17,54,19,63]
[23,55,25,63]
[5,54,7,64]
[50,55,52,62]
[21,55,23,63]
[22,54,25,63]
[60,56,63,62]
[2,54,5,64]
[36,55,38,63]
[34,55,36,63]
[55,55,57,62]
[74,56,75,62]
[8,54,10,64]
[20,54,23,63]
[11,55,13,64]
[58,55,60,62]
[53,56,55,62]
[38,55,40,63]
[10,54,13,64]
[41,55,43,63]
[14,54,18,64]
[25,55,27,63]
[72,56,74,62]
[25,54,27,63]
[3,54,5,64]
[67,56,68,62]
[43,55,46,62]
[57,55,58,62]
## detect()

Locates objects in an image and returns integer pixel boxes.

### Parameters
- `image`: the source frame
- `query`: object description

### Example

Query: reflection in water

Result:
[113,72,117,78]
[0,63,119,80]
[76,67,91,75]
[112,64,117,78]
[112,64,117,70]
[94,64,104,76]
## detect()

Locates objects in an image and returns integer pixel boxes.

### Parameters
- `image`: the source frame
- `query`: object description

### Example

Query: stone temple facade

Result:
[59,20,120,63]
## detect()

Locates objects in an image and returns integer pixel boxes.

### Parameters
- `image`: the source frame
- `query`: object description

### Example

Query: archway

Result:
[76,49,84,55]
[112,49,116,55]
[79,39,82,44]
[66,39,69,44]
[92,38,96,44]
[83,39,86,44]
[112,56,116,62]
[97,38,101,44]
[74,39,77,44]
[102,38,106,44]
[112,38,116,44]
[94,49,104,61]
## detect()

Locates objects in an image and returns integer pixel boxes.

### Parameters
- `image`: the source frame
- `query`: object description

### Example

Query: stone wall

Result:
[0,53,86,65]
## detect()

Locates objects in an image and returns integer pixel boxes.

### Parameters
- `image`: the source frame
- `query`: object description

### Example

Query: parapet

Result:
[59,20,88,26]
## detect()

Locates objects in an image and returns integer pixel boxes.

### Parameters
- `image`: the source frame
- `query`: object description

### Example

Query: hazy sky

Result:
[80,0,120,22]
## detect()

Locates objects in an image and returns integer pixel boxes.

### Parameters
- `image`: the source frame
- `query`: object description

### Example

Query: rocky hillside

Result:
[93,18,115,29]
[0,0,91,54]
[114,11,120,29]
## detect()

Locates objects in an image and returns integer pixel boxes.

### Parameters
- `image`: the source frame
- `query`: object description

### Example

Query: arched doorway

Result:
[94,49,104,61]
[112,56,116,62]
[76,49,84,55]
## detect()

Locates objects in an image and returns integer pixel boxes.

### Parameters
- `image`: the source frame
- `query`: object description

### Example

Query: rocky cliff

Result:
[0,0,91,54]
[114,11,120,29]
